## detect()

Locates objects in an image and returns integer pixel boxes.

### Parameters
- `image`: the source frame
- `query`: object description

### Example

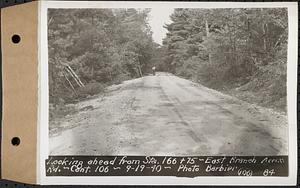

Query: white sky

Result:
[149,8,174,45]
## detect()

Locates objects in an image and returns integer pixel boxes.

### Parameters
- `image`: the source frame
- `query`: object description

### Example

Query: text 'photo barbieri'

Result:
[48,7,288,156]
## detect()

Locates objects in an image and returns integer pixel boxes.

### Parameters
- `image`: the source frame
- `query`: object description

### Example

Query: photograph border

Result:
[38,1,298,185]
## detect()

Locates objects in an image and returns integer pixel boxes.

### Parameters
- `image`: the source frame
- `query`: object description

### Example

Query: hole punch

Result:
[11,137,20,146]
[11,34,21,44]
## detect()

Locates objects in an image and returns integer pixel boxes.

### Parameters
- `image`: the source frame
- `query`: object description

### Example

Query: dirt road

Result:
[49,72,288,155]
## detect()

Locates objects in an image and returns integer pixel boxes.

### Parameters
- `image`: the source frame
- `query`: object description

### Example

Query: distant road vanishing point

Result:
[49,72,288,156]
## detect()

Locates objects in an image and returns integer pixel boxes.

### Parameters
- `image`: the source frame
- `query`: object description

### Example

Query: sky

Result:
[148,8,174,45]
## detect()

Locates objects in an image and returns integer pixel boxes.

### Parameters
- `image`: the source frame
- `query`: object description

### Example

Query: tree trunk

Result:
[137,63,143,77]
[273,29,287,51]
[66,65,85,87]
[260,9,267,54]
[205,20,210,37]
[246,15,252,57]
[262,23,267,52]
[109,71,113,82]
[63,71,76,94]
[205,20,212,64]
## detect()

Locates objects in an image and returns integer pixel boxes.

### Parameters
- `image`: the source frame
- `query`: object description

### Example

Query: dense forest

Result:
[49,8,288,114]
[48,8,157,104]
[159,8,288,111]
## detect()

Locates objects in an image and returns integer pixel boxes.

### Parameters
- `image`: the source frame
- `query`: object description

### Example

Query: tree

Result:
[48,8,157,103]
[161,8,288,80]
[160,8,288,110]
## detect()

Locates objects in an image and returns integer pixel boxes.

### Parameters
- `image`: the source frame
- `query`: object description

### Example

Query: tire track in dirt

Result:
[162,75,286,155]
[49,73,287,155]
[158,80,204,144]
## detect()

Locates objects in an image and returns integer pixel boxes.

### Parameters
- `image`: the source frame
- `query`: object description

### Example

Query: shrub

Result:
[112,74,131,85]
[49,102,76,119]
[76,82,105,99]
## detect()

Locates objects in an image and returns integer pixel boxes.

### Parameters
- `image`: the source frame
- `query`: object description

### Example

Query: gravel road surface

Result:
[49,72,288,155]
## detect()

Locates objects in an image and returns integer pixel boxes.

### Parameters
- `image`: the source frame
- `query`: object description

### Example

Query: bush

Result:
[176,57,202,79]
[49,102,76,119]
[76,82,106,99]
[195,61,226,89]
[112,74,131,85]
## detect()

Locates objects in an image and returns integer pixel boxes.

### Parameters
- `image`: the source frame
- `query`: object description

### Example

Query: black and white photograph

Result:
[37,1,299,185]
[48,6,290,156]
